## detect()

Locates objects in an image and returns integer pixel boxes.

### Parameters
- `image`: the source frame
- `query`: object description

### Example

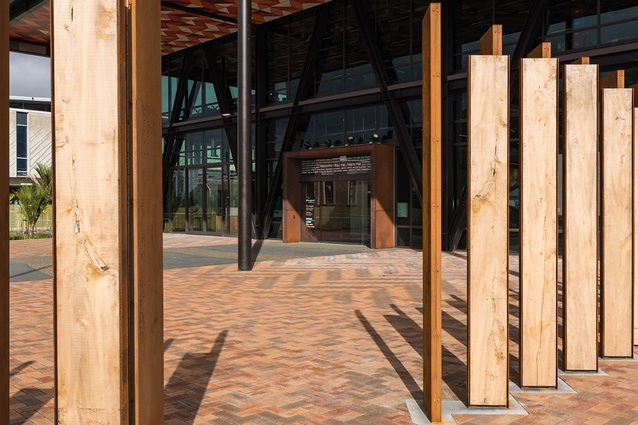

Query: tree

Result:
[14,163,52,237]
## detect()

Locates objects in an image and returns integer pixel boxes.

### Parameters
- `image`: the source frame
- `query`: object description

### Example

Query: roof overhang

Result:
[9,0,333,56]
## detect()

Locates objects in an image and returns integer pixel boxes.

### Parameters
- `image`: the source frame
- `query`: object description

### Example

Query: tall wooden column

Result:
[422,3,442,422]
[633,84,638,344]
[467,25,509,407]
[130,1,164,423]
[519,43,558,388]
[0,1,10,423]
[52,1,163,423]
[562,59,599,371]
[600,71,634,358]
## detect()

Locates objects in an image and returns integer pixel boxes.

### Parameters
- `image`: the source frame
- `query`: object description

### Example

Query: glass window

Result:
[204,129,224,164]
[601,20,638,45]
[185,132,204,166]
[545,0,598,52]
[16,112,28,177]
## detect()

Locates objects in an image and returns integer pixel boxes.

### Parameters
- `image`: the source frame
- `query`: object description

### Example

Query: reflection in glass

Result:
[303,180,370,245]
[166,169,186,232]
[188,169,204,232]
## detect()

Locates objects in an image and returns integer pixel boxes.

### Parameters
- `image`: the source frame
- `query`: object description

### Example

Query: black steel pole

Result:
[238,0,252,271]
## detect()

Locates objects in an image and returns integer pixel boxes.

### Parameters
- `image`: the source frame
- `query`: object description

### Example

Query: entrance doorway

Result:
[282,142,395,249]
[302,179,371,245]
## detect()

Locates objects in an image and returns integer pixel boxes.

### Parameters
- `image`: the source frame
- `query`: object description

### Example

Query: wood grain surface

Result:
[422,3,442,421]
[519,57,558,387]
[562,64,599,371]
[601,88,634,358]
[53,1,128,423]
[467,54,509,407]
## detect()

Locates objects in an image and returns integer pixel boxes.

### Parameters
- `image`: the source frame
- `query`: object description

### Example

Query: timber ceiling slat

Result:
[9,0,333,55]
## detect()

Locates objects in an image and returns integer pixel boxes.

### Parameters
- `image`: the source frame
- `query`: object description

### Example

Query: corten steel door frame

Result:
[282,143,395,249]
[422,3,442,422]
[52,1,163,423]
[1,1,10,423]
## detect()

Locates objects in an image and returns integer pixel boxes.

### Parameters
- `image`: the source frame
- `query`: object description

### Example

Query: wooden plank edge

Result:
[572,57,590,65]
[422,2,442,423]
[480,24,503,56]
[527,42,552,58]
[130,1,164,423]
[0,1,9,423]
[600,70,625,89]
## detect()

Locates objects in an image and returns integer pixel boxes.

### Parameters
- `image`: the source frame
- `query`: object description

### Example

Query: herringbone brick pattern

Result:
[8,236,638,424]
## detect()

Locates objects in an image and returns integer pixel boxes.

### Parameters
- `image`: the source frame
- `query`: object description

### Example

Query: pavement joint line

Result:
[559,368,609,377]
[598,353,638,362]
[406,395,529,425]
[509,378,577,394]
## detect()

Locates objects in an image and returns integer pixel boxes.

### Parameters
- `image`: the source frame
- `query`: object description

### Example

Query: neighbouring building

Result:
[8,96,51,188]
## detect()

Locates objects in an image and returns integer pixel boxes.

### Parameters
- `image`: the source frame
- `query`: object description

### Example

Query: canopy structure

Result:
[9,0,333,55]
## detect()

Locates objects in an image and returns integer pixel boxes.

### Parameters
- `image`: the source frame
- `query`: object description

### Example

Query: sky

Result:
[9,52,51,98]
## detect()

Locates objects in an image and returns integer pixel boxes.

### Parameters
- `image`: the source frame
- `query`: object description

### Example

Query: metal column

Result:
[238,0,253,270]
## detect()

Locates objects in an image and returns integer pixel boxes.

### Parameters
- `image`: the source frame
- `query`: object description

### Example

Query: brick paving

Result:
[8,235,638,424]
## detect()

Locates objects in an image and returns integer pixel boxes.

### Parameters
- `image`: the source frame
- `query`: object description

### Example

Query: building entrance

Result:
[302,179,371,245]
[282,142,395,249]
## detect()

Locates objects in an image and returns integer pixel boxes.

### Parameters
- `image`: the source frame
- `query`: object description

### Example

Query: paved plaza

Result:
[8,235,638,424]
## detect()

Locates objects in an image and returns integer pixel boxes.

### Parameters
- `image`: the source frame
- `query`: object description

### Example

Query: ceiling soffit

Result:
[9,0,333,55]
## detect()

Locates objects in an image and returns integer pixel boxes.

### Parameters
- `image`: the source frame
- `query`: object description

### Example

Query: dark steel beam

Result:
[203,44,239,165]
[259,4,333,239]
[238,0,252,270]
[162,49,194,207]
[350,0,422,204]
[254,28,268,238]
[512,0,548,66]
[160,1,238,24]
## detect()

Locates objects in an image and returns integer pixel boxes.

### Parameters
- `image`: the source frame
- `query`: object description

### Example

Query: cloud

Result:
[10,52,51,98]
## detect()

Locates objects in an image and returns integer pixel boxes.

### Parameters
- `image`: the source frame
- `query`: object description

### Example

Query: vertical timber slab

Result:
[422,3,442,422]
[53,1,127,423]
[130,1,164,423]
[467,54,510,407]
[635,106,638,344]
[562,64,599,371]
[0,1,9,422]
[601,87,634,357]
[519,57,558,387]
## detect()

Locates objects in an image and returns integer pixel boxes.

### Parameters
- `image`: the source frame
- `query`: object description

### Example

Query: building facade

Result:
[160,0,638,249]
[8,96,51,188]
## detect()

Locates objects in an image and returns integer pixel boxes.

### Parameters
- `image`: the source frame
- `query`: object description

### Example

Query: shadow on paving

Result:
[164,330,228,424]
[355,310,423,402]
[9,387,54,425]
[10,239,374,280]
[163,240,373,269]
[10,262,52,282]
[387,304,467,404]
